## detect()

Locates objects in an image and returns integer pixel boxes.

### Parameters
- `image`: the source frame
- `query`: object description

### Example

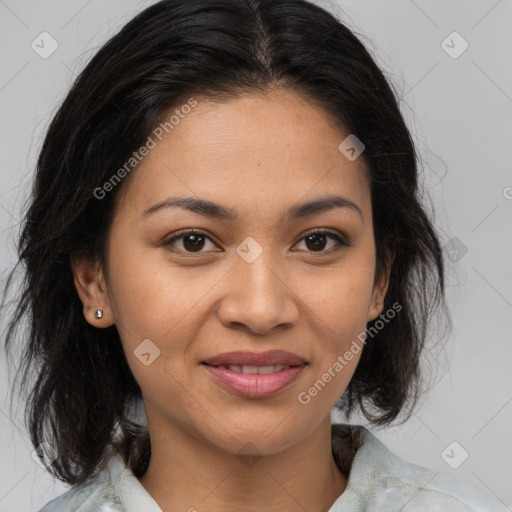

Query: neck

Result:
[139,416,347,512]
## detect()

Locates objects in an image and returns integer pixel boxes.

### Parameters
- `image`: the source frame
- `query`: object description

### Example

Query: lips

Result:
[201,350,307,398]
[202,350,306,367]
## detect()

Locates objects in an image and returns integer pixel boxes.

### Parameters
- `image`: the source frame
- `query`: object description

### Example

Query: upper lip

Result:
[202,350,307,367]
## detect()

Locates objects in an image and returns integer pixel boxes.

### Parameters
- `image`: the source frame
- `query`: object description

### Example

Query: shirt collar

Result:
[104,423,383,512]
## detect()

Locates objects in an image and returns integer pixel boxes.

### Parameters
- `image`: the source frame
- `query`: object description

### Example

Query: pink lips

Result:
[201,350,307,398]
[203,350,306,367]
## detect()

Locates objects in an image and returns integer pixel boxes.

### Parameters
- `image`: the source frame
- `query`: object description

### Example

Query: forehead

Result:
[114,88,371,222]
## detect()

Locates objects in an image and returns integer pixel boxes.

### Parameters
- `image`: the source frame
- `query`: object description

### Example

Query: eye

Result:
[162,230,219,254]
[162,229,350,255]
[292,230,350,253]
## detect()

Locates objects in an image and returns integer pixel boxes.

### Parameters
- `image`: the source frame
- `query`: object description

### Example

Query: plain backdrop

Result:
[0,0,511,510]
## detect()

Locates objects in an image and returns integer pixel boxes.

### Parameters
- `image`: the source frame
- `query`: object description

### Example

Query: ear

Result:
[367,250,395,322]
[70,254,115,328]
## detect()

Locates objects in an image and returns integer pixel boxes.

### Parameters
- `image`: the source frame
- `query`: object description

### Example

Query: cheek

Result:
[296,252,375,399]
[105,231,190,334]
[297,282,369,413]
[304,258,375,343]
[106,255,194,403]
[105,235,224,382]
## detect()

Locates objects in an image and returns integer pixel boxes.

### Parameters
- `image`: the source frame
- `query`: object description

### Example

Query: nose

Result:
[216,247,300,336]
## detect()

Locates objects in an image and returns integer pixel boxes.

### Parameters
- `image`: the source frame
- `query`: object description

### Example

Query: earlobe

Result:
[367,250,394,322]
[70,254,115,328]
[368,301,384,323]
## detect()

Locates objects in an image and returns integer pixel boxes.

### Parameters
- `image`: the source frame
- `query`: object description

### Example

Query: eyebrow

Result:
[140,194,363,222]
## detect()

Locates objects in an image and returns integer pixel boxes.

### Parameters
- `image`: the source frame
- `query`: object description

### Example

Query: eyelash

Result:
[162,229,351,255]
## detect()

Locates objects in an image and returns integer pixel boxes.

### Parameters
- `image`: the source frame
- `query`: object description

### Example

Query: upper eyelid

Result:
[165,229,218,245]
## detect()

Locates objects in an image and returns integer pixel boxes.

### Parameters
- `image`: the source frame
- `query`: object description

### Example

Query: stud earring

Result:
[94,309,104,319]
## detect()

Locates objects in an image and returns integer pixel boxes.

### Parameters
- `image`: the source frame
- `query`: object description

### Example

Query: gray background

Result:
[1,0,511,510]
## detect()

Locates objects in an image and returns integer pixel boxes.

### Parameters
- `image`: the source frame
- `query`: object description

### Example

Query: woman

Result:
[3,0,507,510]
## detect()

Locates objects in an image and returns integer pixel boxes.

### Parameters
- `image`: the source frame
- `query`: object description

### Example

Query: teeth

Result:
[218,364,291,374]
[258,365,275,375]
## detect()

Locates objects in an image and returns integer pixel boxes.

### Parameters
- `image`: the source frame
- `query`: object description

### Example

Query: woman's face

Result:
[76,88,390,455]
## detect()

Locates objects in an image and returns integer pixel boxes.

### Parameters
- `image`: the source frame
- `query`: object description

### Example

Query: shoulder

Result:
[38,452,123,512]
[369,458,506,511]
[331,424,508,512]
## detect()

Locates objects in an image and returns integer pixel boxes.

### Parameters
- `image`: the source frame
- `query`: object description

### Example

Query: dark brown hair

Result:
[3,0,450,485]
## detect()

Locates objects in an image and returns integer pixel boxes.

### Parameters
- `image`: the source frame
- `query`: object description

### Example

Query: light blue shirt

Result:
[39,423,509,511]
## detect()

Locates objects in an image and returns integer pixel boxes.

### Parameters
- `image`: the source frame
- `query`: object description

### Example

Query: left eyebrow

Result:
[139,194,363,222]
[285,194,363,222]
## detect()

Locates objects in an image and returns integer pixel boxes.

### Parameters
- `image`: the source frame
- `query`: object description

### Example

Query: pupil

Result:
[306,233,326,251]
[184,235,204,252]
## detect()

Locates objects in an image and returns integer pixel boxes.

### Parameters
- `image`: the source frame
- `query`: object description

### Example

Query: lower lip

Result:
[202,364,305,398]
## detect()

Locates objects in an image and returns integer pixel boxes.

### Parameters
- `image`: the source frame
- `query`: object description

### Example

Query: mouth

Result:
[201,350,307,398]
[203,363,296,374]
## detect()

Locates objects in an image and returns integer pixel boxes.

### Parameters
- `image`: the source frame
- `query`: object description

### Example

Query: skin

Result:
[72,88,391,512]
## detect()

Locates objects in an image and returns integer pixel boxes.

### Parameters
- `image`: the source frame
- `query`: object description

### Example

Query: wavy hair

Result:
[3,0,450,485]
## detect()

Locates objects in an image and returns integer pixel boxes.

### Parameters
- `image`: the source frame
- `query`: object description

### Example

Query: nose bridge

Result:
[217,236,298,334]
[236,236,283,307]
